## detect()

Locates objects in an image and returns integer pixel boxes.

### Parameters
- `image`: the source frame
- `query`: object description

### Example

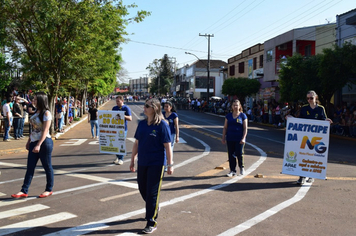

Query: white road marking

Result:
[42,141,266,236]
[0,162,26,168]
[217,183,312,235]
[59,139,87,146]
[0,212,77,236]
[0,204,49,220]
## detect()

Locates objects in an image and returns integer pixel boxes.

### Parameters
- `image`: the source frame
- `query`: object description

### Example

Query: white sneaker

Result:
[240,168,245,175]
[114,159,124,165]
[297,177,306,185]
[227,171,236,177]
[306,177,314,183]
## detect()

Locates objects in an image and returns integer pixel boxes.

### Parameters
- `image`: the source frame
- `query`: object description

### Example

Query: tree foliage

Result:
[0,52,13,94]
[222,77,261,102]
[279,43,356,108]
[1,0,149,131]
[147,54,175,95]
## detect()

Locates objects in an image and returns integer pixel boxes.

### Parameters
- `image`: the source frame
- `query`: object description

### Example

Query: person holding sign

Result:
[112,95,132,165]
[287,90,332,185]
[221,99,248,177]
[130,98,173,234]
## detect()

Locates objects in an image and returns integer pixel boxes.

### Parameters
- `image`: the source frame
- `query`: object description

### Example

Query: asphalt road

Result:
[0,100,355,236]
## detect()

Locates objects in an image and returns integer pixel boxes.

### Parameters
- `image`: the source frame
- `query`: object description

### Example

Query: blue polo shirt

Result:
[134,120,171,166]
[162,111,178,134]
[300,104,326,120]
[225,112,247,142]
[112,104,131,131]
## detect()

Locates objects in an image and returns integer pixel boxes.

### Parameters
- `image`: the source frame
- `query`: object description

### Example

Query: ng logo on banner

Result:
[282,118,330,179]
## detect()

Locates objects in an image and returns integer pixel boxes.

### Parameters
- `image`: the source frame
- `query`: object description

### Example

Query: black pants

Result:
[226,141,245,172]
[137,165,165,227]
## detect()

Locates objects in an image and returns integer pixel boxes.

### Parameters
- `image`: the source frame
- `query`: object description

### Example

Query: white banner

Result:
[282,117,330,180]
[98,110,126,155]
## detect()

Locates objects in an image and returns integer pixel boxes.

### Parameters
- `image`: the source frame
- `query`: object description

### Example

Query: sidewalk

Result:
[0,100,111,157]
[0,116,88,157]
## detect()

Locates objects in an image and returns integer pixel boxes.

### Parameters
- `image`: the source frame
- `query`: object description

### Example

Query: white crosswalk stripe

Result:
[0,204,49,220]
[0,212,77,236]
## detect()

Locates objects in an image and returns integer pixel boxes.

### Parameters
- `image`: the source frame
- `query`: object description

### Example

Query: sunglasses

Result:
[144,104,152,108]
[307,97,314,100]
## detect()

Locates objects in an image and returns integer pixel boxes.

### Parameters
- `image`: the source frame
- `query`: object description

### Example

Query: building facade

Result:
[336,8,356,106]
[174,60,227,99]
[129,77,151,96]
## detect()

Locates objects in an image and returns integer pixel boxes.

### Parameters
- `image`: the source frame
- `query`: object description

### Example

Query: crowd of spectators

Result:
[1,87,110,139]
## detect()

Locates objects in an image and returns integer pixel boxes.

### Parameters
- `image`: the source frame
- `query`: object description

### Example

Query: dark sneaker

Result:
[297,177,306,185]
[306,177,314,183]
[142,226,157,234]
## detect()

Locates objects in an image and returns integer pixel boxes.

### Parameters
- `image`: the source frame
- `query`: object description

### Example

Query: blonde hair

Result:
[307,90,320,105]
[146,98,167,125]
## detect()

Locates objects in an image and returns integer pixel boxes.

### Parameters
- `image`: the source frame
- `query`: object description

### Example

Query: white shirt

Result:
[2,103,12,120]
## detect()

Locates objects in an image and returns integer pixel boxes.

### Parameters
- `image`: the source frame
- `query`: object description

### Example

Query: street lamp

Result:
[185,52,210,102]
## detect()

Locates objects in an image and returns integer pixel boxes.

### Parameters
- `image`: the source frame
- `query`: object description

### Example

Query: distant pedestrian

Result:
[130,98,173,234]
[2,95,13,142]
[88,103,98,139]
[222,99,248,177]
[11,92,54,198]
[163,101,179,158]
[12,97,24,140]
[112,95,132,165]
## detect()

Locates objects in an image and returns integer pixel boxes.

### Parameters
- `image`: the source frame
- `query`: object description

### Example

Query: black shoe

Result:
[297,177,306,185]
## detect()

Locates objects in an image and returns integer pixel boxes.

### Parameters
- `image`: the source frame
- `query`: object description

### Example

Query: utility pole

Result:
[199,33,214,102]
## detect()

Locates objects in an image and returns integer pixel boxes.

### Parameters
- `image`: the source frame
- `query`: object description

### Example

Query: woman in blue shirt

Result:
[130,98,173,234]
[222,99,248,177]
[163,101,179,154]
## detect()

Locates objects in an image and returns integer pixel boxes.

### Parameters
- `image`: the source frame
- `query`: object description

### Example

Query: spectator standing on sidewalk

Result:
[112,95,132,165]
[11,92,54,198]
[130,98,173,234]
[88,103,98,139]
[12,97,24,140]
[2,95,13,142]
[222,99,248,177]
[286,90,332,185]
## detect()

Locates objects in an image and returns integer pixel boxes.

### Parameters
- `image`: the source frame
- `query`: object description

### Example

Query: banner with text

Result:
[98,110,126,155]
[282,117,330,180]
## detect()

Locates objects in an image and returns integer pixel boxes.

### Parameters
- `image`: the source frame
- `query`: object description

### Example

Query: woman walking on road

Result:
[130,98,173,234]
[288,90,332,185]
[222,99,248,177]
[11,92,54,198]
[88,103,99,139]
[163,101,179,157]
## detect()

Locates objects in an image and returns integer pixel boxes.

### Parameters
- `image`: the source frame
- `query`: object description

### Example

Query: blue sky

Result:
[120,0,355,81]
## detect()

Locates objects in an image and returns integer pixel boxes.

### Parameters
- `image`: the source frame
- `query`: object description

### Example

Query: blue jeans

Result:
[20,117,25,136]
[116,130,127,161]
[21,138,54,194]
[226,140,245,172]
[13,117,22,139]
[90,120,99,137]
[3,118,12,140]
[57,116,63,131]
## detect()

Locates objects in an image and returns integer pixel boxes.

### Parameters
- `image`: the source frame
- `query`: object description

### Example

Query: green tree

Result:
[0,53,12,94]
[1,0,149,131]
[279,54,322,103]
[147,54,175,95]
[279,44,356,112]
[222,77,261,102]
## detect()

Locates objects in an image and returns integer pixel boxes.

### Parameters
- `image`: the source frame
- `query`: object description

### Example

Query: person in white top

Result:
[2,96,13,141]
[11,92,54,199]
